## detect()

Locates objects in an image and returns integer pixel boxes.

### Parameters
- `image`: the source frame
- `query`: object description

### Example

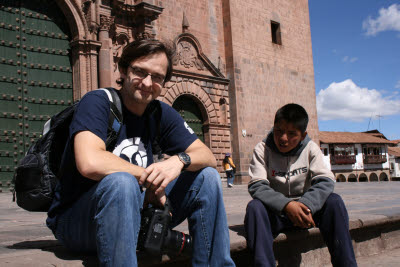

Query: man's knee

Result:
[197,167,222,188]
[97,172,141,199]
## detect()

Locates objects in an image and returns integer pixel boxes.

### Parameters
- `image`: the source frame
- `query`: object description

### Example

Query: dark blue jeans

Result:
[54,167,235,267]
[244,193,357,267]
[226,170,235,186]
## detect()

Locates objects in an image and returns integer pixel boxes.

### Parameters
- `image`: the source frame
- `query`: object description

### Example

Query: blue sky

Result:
[309,1,400,140]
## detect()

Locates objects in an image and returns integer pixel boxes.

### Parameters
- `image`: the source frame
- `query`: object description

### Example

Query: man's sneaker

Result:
[228,183,233,188]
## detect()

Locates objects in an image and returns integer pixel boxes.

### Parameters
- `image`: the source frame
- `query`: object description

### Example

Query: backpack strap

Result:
[144,100,163,159]
[100,88,123,150]
[151,101,162,158]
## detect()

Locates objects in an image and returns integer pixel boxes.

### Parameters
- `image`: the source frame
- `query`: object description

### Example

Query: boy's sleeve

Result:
[248,142,292,214]
[298,142,335,214]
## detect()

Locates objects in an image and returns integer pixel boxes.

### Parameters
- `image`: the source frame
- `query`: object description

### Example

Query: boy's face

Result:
[273,120,307,153]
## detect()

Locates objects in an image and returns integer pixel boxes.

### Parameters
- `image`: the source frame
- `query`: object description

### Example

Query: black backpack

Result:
[12,88,123,212]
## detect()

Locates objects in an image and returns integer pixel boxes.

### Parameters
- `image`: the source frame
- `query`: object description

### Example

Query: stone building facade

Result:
[0,0,318,187]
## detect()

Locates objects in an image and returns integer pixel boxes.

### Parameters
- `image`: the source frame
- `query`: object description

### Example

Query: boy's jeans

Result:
[244,193,357,267]
[54,167,235,267]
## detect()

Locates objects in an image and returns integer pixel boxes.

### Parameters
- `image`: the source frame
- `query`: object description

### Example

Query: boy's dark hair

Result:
[117,39,175,85]
[274,103,309,133]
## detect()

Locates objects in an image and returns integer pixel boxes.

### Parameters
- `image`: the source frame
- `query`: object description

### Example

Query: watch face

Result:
[179,152,191,167]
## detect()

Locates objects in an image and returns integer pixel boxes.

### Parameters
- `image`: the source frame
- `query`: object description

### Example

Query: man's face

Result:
[273,120,306,153]
[120,52,168,112]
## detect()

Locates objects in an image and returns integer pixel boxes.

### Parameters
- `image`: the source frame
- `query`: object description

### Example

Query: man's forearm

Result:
[74,131,145,181]
[185,140,217,171]
[76,149,145,181]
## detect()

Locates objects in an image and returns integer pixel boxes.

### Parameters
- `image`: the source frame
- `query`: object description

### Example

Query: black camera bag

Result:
[12,88,123,212]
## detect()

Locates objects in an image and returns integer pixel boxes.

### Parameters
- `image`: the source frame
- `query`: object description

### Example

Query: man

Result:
[46,39,235,267]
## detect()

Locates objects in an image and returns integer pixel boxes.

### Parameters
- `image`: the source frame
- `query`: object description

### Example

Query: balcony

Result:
[363,155,387,164]
[330,155,356,165]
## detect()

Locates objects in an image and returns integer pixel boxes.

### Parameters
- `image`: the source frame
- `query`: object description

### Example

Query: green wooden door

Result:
[0,0,72,191]
[172,96,205,142]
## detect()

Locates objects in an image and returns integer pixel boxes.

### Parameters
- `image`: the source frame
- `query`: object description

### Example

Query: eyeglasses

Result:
[129,66,165,86]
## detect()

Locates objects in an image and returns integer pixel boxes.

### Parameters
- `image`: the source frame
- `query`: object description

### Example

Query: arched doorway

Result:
[359,173,368,182]
[336,174,346,182]
[172,95,205,143]
[348,174,357,182]
[379,172,388,181]
[0,0,73,189]
[370,173,378,182]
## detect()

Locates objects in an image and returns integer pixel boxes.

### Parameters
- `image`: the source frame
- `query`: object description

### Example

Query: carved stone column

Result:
[98,15,114,88]
[70,39,102,99]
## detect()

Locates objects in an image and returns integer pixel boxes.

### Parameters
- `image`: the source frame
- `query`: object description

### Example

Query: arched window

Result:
[379,172,388,181]
[369,173,378,182]
[348,174,358,182]
[348,174,357,182]
[336,174,346,182]
[359,173,368,182]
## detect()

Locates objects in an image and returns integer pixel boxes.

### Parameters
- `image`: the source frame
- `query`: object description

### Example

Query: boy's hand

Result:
[284,201,316,228]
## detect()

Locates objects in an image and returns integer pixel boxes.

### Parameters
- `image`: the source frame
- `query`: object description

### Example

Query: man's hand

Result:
[143,188,166,209]
[139,155,184,200]
[284,201,316,228]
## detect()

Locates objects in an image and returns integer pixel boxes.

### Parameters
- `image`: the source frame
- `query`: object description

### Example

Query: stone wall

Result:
[223,0,318,182]
[56,0,318,179]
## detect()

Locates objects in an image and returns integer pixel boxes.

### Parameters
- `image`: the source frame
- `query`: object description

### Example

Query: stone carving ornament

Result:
[100,15,115,31]
[174,41,205,70]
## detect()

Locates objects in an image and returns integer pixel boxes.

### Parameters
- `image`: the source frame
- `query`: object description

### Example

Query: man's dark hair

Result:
[117,39,175,85]
[274,103,309,133]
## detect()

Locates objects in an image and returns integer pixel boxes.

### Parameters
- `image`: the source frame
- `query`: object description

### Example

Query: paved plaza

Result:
[1,181,400,266]
[222,181,400,226]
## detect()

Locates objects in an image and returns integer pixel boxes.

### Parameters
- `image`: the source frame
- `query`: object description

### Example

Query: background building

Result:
[319,131,392,182]
[388,140,400,181]
[0,0,318,190]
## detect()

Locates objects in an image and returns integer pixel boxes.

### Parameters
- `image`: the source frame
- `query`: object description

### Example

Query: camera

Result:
[137,199,192,256]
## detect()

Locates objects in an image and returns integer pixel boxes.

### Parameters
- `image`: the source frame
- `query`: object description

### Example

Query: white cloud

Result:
[363,4,400,36]
[342,56,358,63]
[316,79,400,121]
[349,57,358,63]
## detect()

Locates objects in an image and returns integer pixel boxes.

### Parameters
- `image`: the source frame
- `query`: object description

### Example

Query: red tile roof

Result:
[364,130,388,140]
[390,139,400,145]
[319,131,393,144]
[388,147,400,157]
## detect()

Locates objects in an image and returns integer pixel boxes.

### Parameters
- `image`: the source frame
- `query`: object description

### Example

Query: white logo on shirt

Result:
[184,121,194,134]
[113,137,147,167]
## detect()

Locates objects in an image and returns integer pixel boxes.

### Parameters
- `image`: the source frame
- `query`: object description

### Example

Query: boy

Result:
[244,103,357,267]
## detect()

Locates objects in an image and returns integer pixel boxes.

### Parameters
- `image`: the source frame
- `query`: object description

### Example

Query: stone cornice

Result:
[172,69,230,85]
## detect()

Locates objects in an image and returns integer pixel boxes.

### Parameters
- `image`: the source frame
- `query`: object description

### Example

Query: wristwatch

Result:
[177,152,191,170]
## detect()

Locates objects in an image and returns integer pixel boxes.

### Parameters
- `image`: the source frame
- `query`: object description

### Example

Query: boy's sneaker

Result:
[228,183,233,188]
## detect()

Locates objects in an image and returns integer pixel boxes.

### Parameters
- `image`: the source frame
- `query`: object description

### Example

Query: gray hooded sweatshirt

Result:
[248,131,335,215]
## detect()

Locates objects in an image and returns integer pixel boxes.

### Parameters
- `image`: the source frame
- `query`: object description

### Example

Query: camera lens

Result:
[163,230,192,256]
